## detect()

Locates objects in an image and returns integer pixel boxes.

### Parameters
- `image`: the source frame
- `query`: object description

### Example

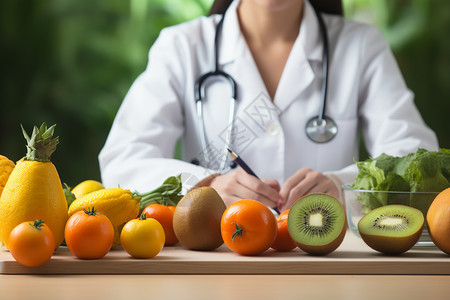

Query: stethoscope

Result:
[194,5,338,170]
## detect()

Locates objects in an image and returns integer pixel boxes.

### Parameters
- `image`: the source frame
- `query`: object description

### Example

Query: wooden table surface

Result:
[0,274,449,300]
[1,229,449,275]
[1,230,449,299]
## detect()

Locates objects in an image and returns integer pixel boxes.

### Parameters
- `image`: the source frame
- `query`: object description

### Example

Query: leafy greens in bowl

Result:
[349,148,450,214]
[344,148,450,246]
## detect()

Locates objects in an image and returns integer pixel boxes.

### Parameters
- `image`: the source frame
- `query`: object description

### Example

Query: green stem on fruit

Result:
[231,221,245,242]
[140,214,147,220]
[30,218,45,230]
[83,207,98,216]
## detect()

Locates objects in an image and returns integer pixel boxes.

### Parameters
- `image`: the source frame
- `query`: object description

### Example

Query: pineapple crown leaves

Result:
[21,122,59,162]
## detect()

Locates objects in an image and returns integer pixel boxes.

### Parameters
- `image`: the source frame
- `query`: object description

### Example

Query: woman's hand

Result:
[210,168,280,207]
[278,168,339,212]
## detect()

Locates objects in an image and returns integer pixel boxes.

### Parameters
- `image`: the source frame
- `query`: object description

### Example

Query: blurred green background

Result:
[1,0,449,187]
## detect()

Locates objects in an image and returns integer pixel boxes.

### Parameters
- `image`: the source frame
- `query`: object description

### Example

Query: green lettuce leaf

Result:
[351,148,450,213]
[437,148,450,182]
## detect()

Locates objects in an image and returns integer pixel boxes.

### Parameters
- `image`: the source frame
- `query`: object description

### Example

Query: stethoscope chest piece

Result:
[305,116,338,143]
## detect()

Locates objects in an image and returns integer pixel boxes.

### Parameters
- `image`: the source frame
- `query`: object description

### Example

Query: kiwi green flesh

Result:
[288,194,346,247]
[358,205,424,238]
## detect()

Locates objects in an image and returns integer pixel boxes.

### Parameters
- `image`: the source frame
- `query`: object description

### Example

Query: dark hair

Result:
[209,0,343,16]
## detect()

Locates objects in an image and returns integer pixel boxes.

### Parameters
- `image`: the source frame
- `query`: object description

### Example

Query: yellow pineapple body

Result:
[0,159,68,249]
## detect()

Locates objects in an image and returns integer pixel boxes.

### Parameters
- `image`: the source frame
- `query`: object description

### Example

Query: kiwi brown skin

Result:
[359,228,423,255]
[288,193,347,256]
[173,187,226,251]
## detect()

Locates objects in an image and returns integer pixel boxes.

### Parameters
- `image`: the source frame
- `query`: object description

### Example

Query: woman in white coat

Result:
[99,0,438,212]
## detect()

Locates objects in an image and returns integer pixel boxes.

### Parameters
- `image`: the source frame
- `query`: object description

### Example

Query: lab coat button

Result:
[266,122,280,136]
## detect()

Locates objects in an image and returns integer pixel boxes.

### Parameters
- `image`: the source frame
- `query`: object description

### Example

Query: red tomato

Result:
[221,199,277,255]
[142,204,178,246]
[65,207,114,259]
[9,219,55,267]
[271,209,297,252]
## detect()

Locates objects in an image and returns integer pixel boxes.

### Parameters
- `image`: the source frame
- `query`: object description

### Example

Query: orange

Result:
[141,204,178,246]
[65,207,114,259]
[426,188,450,255]
[9,219,55,267]
[221,199,277,255]
[271,209,297,252]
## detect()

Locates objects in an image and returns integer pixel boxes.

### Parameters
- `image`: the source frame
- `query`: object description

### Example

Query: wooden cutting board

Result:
[1,231,448,275]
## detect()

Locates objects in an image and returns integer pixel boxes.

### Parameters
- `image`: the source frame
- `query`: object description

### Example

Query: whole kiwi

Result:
[173,187,226,250]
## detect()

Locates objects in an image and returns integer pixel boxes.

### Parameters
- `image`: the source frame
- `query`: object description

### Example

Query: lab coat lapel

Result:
[224,36,275,145]
[274,44,314,113]
[274,0,323,113]
[219,0,274,119]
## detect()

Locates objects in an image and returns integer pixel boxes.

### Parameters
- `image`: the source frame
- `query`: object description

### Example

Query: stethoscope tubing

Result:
[195,13,237,171]
[194,4,337,170]
[313,5,329,123]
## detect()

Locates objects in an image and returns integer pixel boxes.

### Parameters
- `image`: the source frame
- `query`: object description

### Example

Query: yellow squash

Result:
[0,155,15,197]
[68,188,140,247]
[0,124,68,249]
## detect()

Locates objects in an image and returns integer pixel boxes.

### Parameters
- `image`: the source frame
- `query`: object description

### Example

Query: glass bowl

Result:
[342,184,439,247]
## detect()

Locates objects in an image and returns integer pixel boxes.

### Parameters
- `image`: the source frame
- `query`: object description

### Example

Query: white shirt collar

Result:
[218,0,323,65]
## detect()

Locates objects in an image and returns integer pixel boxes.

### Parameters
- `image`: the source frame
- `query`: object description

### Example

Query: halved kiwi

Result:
[287,193,347,255]
[358,204,424,255]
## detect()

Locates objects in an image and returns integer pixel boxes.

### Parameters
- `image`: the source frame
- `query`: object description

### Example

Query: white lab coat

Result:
[99,0,438,194]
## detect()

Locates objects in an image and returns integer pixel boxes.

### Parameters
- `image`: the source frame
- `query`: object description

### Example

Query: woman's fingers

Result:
[279,168,339,211]
[210,167,339,212]
[279,168,311,205]
[210,168,279,207]
[262,178,281,192]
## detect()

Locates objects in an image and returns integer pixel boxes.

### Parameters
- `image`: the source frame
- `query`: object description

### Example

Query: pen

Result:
[227,148,280,214]
[226,148,259,179]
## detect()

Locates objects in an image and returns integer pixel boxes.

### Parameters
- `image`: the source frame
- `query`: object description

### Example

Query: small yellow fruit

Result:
[71,180,104,199]
[68,188,140,247]
[0,155,15,198]
[120,215,165,259]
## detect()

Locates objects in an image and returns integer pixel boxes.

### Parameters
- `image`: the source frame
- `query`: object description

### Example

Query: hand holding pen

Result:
[216,148,280,212]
